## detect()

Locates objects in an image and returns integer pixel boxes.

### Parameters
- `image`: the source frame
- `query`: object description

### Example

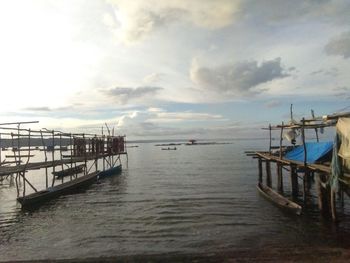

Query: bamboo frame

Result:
[0,122,128,205]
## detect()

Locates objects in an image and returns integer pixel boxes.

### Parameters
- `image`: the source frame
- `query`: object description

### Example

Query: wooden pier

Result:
[248,108,350,221]
[0,121,127,208]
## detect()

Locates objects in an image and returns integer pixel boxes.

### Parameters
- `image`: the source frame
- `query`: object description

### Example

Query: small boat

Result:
[257,183,302,215]
[161,147,177,150]
[97,164,122,179]
[17,171,100,207]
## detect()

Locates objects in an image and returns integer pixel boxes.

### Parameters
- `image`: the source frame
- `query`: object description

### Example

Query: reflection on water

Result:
[1,140,350,261]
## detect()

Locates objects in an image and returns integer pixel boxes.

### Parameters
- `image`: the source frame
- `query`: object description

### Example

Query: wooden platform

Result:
[254,152,332,174]
[0,152,127,177]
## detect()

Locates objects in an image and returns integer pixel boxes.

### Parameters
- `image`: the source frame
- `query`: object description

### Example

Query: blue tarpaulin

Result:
[284,141,333,164]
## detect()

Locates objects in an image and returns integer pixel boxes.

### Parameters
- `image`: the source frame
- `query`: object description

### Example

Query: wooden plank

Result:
[5,155,34,158]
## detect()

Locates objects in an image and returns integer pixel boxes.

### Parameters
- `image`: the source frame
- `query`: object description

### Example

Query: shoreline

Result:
[1,247,349,263]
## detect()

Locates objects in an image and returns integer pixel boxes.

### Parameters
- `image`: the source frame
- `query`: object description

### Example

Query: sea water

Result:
[0,140,350,261]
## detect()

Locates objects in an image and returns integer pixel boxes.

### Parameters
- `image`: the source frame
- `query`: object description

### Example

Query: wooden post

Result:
[69,134,74,179]
[311,109,319,142]
[317,173,324,211]
[277,163,283,192]
[269,124,272,154]
[279,122,284,158]
[290,164,298,197]
[103,136,106,171]
[51,130,56,187]
[60,133,64,183]
[258,158,263,184]
[266,161,272,187]
[83,134,87,176]
[303,171,309,203]
[94,135,98,172]
[301,118,308,202]
[17,124,21,169]
[331,189,337,221]
[40,131,48,188]
[277,121,284,193]
[0,133,2,165]
[23,129,32,196]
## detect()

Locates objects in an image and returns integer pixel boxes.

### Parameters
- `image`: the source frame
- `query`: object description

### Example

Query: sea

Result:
[1,139,350,262]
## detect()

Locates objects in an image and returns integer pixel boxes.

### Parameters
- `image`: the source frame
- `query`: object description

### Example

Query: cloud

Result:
[22,107,52,112]
[333,86,350,99]
[310,67,339,77]
[148,111,224,123]
[106,0,350,45]
[101,86,163,104]
[147,107,164,112]
[143,73,164,84]
[241,0,350,25]
[190,58,289,96]
[107,0,240,43]
[310,69,324,75]
[21,106,75,112]
[264,100,282,108]
[325,31,350,59]
[111,108,227,138]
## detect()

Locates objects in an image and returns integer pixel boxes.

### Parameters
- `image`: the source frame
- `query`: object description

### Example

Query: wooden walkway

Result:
[0,152,127,177]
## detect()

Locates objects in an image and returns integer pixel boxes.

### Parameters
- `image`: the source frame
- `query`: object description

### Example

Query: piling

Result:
[258,158,263,184]
[290,164,298,198]
[266,161,272,187]
[277,163,283,193]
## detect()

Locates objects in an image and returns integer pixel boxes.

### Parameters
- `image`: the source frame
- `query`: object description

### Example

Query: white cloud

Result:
[143,73,164,84]
[148,111,224,123]
[147,107,164,113]
[110,108,227,138]
[107,0,240,43]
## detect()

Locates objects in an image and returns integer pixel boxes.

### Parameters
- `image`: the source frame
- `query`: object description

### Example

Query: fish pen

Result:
[247,109,350,221]
[0,121,127,208]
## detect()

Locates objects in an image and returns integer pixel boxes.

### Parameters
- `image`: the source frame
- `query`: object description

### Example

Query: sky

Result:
[0,0,350,139]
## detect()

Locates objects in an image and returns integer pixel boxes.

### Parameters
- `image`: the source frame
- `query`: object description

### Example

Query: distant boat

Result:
[97,164,122,179]
[257,183,302,215]
[162,147,177,150]
[186,139,197,145]
[17,171,100,208]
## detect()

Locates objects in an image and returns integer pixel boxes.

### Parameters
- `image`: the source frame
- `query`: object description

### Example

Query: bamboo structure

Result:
[248,109,350,221]
[0,122,127,208]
